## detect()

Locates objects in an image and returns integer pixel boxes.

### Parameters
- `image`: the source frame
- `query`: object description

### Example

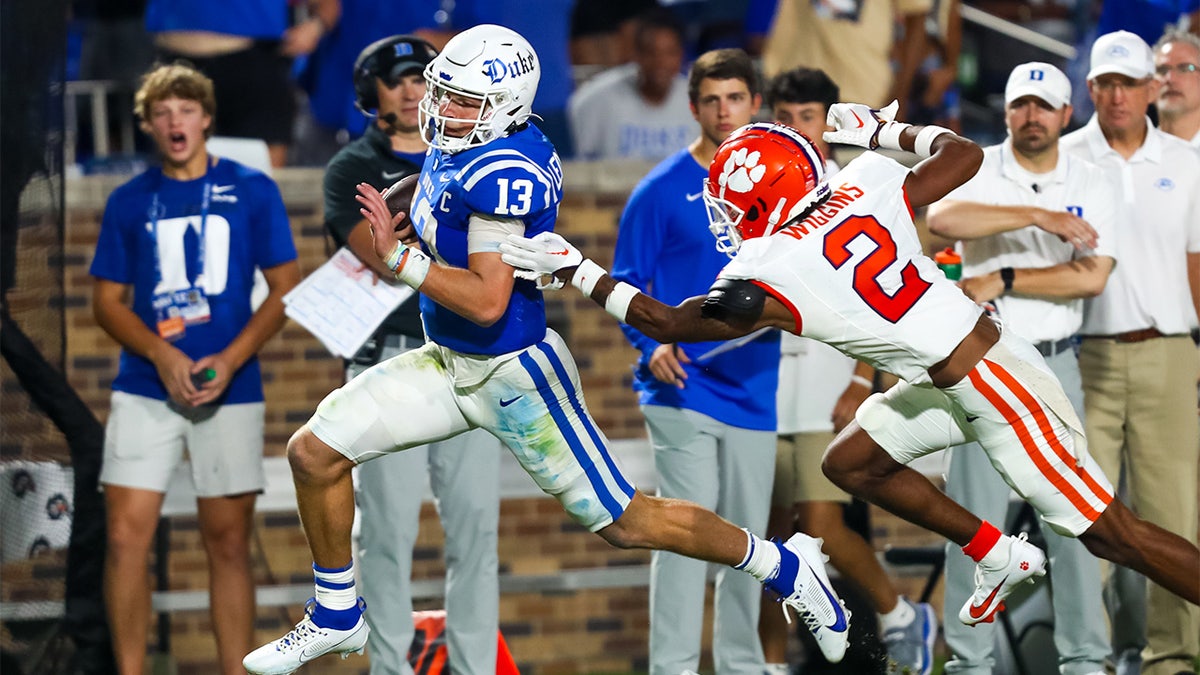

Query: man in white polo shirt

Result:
[1154,29,1200,147]
[928,61,1117,675]
[1061,30,1200,675]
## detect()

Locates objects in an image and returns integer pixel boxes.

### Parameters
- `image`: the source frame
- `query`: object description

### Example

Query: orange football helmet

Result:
[703,123,830,257]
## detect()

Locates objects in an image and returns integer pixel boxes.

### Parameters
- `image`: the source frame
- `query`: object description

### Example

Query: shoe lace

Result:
[779,591,826,636]
[275,599,322,653]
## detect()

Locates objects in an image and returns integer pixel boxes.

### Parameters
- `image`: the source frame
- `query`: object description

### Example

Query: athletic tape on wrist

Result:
[876,121,909,151]
[387,243,431,289]
[604,282,640,323]
[850,374,873,389]
[915,126,953,158]
[571,259,607,297]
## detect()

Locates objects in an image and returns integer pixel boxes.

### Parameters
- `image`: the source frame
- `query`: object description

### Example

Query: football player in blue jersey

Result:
[244,25,850,674]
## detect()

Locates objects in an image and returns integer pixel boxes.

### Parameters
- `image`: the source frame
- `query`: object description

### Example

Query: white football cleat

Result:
[764,533,851,663]
[243,599,369,675]
[959,532,1047,626]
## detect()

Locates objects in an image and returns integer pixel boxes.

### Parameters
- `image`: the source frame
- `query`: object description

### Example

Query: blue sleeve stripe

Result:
[533,342,636,500]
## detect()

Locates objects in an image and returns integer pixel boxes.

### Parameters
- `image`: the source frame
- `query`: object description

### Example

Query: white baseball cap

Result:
[1087,30,1155,81]
[1005,62,1072,109]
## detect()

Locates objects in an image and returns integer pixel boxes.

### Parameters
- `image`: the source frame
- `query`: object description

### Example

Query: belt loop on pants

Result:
[1080,327,1165,343]
[1034,337,1074,357]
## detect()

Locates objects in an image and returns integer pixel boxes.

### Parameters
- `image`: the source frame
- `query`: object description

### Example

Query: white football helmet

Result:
[419,24,540,152]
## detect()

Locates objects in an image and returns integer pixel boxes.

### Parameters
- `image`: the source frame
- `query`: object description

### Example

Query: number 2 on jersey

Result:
[822,215,931,323]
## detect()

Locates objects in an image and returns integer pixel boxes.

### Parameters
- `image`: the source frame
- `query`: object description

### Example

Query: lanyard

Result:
[150,169,213,290]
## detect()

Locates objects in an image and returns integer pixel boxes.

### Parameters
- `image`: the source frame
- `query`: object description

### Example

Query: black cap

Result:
[353,35,439,113]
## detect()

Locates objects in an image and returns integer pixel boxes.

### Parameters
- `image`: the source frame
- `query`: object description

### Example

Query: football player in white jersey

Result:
[500,103,1200,630]
[244,24,853,674]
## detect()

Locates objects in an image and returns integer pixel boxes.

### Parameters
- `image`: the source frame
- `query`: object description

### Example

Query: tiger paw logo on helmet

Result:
[718,148,766,194]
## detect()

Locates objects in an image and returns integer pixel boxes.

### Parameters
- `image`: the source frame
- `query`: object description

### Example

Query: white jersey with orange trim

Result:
[719,151,983,384]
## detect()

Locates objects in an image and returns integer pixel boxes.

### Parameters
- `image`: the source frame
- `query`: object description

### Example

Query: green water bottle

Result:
[935,247,962,281]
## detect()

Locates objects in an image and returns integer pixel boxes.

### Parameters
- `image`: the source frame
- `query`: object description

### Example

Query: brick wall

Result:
[1,163,945,673]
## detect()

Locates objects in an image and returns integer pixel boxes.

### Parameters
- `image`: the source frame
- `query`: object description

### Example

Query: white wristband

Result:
[571,259,607,297]
[914,126,953,158]
[386,243,431,289]
[850,374,873,390]
[875,121,910,151]
[604,281,640,323]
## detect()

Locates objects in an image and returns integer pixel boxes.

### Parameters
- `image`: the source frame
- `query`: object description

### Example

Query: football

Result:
[381,173,418,235]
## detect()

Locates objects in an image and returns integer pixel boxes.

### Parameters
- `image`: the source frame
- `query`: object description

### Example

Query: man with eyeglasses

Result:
[1061,29,1200,675]
[1154,30,1200,147]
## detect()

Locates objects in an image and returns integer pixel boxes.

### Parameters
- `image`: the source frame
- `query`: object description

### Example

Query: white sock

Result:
[313,562,357,610]
[980,534,1013,569]
[734,529,781,582]
[878,596,916,632]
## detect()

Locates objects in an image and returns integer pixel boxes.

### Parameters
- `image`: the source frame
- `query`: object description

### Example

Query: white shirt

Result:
[778,160,855,433]
[938,140,1120,343]
[1060,116,1200,335]
[567,64,698,161]
[723,152,982,385]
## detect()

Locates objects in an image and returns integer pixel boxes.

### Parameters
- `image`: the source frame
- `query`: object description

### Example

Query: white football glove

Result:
[823,100,899,149]
[499,231,583,291]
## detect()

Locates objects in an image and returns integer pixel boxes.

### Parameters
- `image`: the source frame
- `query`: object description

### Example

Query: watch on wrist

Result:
[1000,267,1015,293]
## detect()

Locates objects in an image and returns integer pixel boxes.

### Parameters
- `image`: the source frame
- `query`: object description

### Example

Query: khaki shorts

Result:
[773,430,849,508]
[101,391,265,497]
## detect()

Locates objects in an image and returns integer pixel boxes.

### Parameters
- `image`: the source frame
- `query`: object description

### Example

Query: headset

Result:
[352,34,439,115]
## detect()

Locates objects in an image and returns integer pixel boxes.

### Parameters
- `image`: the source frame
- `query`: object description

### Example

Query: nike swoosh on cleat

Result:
[968,575,1009,620]
[805,562,849,631]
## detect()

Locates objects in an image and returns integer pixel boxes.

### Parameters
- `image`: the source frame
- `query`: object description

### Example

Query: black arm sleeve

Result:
[701,278,766,322]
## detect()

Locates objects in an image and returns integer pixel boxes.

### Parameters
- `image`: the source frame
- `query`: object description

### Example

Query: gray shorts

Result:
[100,391,266,497]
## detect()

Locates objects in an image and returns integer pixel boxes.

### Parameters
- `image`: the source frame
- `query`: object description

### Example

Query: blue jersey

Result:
[612,149,780,431]
[144,0,289,39]
[412,125,564,355]
[90,158,298,403]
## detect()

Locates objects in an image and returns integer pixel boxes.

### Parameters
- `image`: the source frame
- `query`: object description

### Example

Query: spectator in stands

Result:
[759,0,932,116]
[611,48,777,675]
[1061,30,1200,675]
[759,65,938,675]
[145,0,340,167]
[908,0,962,133]
[321,35,503,674]
[928,61,1116,675]
[1155,29,1200,146]
[569,0,656,67]
[1096,0,1199,51]
[569,7,698,162]
[89,63,300,675]
[291,0,443,166]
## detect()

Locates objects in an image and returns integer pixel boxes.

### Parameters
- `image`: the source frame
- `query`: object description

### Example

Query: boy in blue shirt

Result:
[90,62,300,675]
